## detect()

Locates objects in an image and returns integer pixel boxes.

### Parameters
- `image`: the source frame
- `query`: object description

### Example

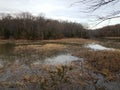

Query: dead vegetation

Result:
[73,49,120,81]
[0,38,120,89]
[14,44,66,53]
[0,64,91,90]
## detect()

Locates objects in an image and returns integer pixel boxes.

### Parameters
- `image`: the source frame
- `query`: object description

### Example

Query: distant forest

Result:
[0,12,87,40]
[89,24,120,38]
[0,12,120,40]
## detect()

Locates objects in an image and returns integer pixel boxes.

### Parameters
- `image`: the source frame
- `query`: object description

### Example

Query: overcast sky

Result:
[0,0,120,29]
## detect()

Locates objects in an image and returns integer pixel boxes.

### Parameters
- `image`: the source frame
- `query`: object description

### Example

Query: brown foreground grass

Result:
[0,64,91,90]
[73,50,120,81]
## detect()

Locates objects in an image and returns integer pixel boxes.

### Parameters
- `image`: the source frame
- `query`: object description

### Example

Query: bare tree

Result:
[0,12,87,40]
[72,0,120,26]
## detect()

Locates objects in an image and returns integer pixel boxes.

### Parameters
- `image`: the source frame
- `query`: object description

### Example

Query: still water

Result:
[85,43,115,51]
[0,42,81,67]
[33,54,81,65]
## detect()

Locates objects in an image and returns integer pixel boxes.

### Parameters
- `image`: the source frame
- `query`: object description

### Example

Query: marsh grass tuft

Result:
[73,49,120,81]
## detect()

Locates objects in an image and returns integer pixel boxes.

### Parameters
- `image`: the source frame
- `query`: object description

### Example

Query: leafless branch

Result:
[72,0,120,26]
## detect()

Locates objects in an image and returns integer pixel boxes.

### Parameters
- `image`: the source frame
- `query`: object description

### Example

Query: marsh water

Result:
[85,43,115,51]
[0,42,117,66]
[0,42,82,82]
[0,43,81,66]
[33,54,81,65]
[0,42,120,90]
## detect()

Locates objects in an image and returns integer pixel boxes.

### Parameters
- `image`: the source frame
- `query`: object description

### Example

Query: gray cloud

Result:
[0,0,120,28]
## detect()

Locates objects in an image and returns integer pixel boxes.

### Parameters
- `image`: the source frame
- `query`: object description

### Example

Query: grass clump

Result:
[74,50,120,81]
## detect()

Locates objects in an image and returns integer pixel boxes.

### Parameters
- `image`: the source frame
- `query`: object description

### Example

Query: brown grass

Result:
[0,64,89,90]
[0,38,95,45]
[104,37,120,39]
[44,38,96,45]
[73,50,120,80]
[13,44,67,56]
[0,38,120,89]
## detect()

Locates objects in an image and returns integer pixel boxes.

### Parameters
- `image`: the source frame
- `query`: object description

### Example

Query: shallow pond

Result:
[33,54,82,65]
[0,43,81,66]
[85,43,114,51]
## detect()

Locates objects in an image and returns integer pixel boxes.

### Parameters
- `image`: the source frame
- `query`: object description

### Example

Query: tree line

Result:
[88,24,120,38]
[0,12,88,40]
[0,12,119,40]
